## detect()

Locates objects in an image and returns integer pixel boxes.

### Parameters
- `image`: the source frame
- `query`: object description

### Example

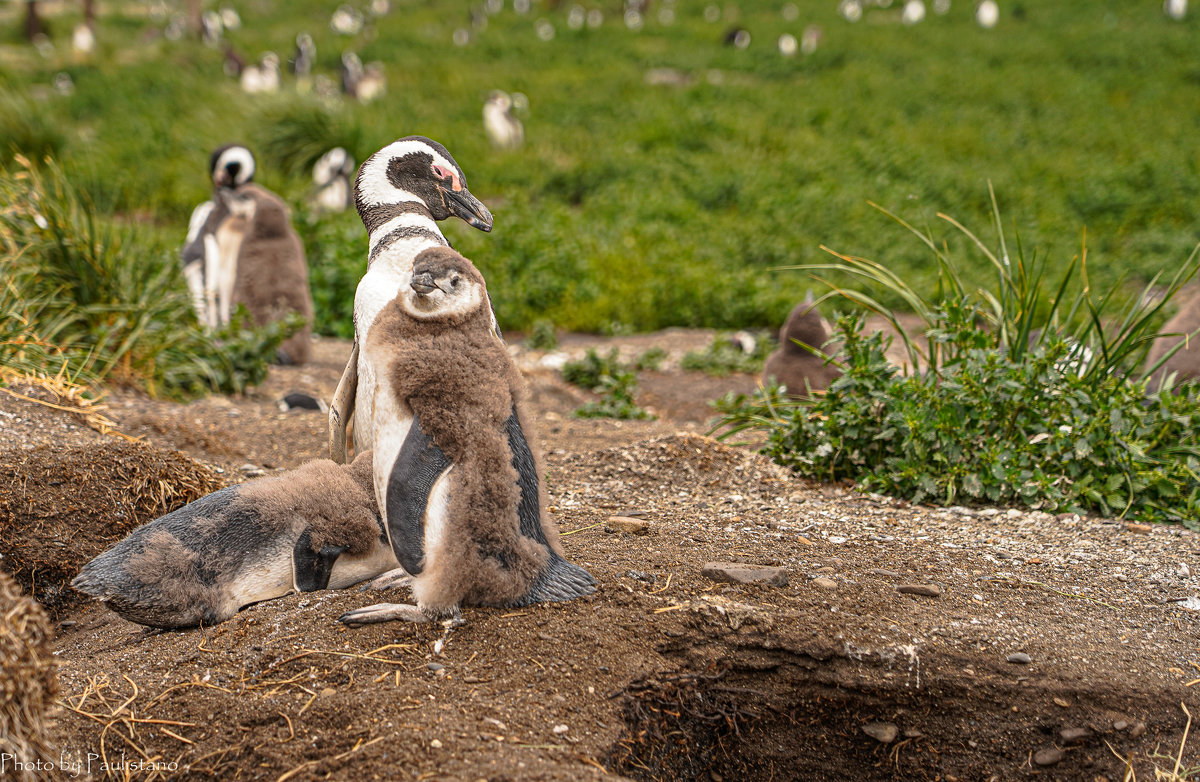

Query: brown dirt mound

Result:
[0,570,58,779]
[0,439,226,615]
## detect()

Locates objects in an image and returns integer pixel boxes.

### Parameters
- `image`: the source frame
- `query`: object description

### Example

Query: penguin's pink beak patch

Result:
[432,164,463,192]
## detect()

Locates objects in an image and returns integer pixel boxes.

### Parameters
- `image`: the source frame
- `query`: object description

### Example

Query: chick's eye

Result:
[450,276,460,288]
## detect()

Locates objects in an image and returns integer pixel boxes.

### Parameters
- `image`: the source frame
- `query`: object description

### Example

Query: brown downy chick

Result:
[1146,286,1200,390]
[72,452,395,629]
[339,247,594,626]
[231,183,314,365]
[762,296,840,396]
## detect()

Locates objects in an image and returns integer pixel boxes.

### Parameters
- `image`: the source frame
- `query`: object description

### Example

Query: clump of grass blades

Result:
[715,189,1200,526]
[256,101,365,177]
[0,156,296,398]
[562,348,654,420]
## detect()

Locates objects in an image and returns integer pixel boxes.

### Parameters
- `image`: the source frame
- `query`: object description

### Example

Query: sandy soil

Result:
[1,333,1198,781]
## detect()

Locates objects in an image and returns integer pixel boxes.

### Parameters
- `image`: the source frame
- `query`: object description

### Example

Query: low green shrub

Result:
[716,197,1200,526]
[681,331,773,377]
[523,319,559,351]
[561,348,653,420]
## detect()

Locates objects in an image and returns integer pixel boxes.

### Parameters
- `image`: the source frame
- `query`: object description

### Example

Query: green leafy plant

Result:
[716,195,1200,526]
[681,331,773,376]
[561,348,653,420]
[524,318,559,351]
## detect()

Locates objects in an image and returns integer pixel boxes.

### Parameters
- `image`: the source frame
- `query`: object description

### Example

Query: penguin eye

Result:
[431,164,453,182]
[450,275,460,288]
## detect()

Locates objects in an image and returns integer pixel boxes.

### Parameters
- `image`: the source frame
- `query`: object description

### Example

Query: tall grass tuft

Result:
[716,193,1200,525]
[0,156,296,398]
[256,101,365,177]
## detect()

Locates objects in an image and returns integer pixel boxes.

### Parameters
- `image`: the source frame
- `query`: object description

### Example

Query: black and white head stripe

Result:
[209,144,256,188]
[355,136,467,215]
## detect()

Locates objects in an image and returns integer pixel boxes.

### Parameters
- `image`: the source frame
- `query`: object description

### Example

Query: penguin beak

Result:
[410,273,437,295]
[443,187,494,232]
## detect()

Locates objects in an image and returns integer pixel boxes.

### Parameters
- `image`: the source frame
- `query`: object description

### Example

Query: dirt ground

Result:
[1,332,1198,781]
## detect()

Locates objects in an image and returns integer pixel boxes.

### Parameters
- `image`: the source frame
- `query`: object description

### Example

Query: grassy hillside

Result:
[2,0,1198,334]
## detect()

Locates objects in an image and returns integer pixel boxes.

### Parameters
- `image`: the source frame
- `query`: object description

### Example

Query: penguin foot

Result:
[338,602,428,625]
[361,567,412,592]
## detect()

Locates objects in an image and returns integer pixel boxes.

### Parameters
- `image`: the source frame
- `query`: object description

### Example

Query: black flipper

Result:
[293,530,349,592]
[386,413,451,576]
[504,406,548,545]
[503,407,597,605]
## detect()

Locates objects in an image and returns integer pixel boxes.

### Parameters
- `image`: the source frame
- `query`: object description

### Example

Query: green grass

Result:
[2,1,1199,335]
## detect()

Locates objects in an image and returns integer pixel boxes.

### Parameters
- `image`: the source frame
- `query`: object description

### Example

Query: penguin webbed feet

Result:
[338,602,429,625]
[337,601,463,627]
[359,567,412,592]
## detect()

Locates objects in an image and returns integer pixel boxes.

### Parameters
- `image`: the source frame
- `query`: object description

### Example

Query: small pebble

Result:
[428,662,445,672]
[1033,747,1063,766]
[1007,652,1032,665]
[812,577,838,591]
[606,516,651,535]
[1130,721,1147,738]
[701,562,788,587]
[1059,727,1090,744]
[430,739,443,749]
[897,584,941,597]
[1113,720,1128,731]
[1126,523,1153,534]
[553,724,569,735]
[862,722,898,743]
[870,568,901,578]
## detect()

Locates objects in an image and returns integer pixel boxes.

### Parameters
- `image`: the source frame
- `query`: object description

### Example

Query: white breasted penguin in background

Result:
[338,247,595,625]
[72,452,398,629]
[241,52,281,93]
[482,90,524,150]
[311,147,355,213]
[328,136,495,464]
[182,143,256,330]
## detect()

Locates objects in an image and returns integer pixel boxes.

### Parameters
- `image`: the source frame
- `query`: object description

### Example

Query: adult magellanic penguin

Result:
[328,136,494,464]
[72,452,397,629]
[311,146,355,213]
[182,144,256,330]
[338,248,595,624]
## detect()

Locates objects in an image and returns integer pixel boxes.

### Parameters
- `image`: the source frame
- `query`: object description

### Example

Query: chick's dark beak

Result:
[410,272,437,295]
[443,186,494,232]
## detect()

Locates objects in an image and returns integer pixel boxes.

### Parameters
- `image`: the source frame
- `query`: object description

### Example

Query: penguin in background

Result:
[232,180,314,365]
[762,294,841,396]
[311,147,355,213]
[482,90,524,150]
[72,452,398,629]
[338,247,595,625]
[182,144,256,330]
[1146,286,1200,390]
[181,144,313,364]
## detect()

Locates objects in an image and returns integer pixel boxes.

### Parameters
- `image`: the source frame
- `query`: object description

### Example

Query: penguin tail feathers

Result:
[520,553,596,605]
